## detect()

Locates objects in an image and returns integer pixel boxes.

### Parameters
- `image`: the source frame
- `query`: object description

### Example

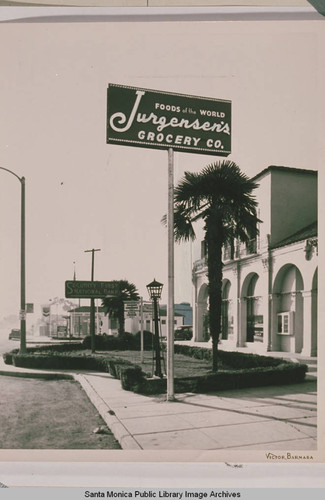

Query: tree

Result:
[101,280,139,336]
[168,160,260,371]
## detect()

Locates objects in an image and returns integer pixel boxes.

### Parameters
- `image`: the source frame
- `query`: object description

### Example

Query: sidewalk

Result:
[0,355,317,451]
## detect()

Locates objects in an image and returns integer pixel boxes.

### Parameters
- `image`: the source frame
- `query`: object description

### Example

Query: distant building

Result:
[69,306,108,337]
[160,302,193,326]
[68,303,184,338]
[192,166,317,357]
[39,298,78,337]
[124,305,184,337]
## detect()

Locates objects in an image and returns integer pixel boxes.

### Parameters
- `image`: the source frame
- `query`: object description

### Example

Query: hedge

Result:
[173,344,286,368]
[8,351,141,376]
[82,331,155,351]
[11,352,109,371]
[25,342,84,353]
[2,349,19,365]
[128,363,307,395]
[3,345,308,396]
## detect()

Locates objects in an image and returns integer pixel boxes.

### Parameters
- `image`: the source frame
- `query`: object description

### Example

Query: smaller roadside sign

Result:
[65,280,120,299]
[26,303,34,313]
[126,312,137,318]
[124,301,140,318]
[143,303,153,314]
[124,301,139,309]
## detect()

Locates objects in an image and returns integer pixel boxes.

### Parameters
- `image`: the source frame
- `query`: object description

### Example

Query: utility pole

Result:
[84,248,101,353]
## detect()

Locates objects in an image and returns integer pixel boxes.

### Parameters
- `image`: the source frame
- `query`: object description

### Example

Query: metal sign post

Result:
[167,148,175,400]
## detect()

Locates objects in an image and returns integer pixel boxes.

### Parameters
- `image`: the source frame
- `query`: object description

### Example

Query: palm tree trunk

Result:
[118,306,125,336]
[206,221,223,372]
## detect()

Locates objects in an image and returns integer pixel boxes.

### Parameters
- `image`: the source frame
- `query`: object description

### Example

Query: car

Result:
[174,325,193,341]
[9,329,20,340]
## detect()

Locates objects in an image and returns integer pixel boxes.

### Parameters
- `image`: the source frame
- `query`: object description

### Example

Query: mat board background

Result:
[0,5,324,477]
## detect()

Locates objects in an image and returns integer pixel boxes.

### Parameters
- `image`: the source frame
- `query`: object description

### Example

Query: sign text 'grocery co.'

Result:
[107,84,231,156]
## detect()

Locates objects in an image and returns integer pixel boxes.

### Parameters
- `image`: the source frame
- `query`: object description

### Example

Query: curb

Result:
[74,374,142,450]
[0,369,74,380]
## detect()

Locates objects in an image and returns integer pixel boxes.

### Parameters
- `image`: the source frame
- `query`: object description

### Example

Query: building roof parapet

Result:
[252,165,317,182]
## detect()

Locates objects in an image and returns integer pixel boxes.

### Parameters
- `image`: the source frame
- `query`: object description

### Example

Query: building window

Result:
[201,240,208,258]
[277,312,294,335]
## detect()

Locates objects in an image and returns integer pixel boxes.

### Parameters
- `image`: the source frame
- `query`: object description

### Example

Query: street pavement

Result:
[0,349,317,451]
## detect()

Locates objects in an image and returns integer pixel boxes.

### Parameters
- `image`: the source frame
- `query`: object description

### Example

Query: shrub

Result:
[133,377,167,395]
[82,333,134,350]
[2,349,19,365]
[120,365,144,391]
[11,353,108,371]
[132,331,155,350]
[26,342,84,353]
[173,344,286,368]
[132,363,308,396]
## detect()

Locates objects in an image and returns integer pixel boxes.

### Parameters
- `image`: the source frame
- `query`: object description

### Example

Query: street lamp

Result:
[49,299,52,337]
[84,248,101,353]
[147,278,164,378]
[0,166,26,354]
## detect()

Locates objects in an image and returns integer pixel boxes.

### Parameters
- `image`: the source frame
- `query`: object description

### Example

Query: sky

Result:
[0,14,324,332]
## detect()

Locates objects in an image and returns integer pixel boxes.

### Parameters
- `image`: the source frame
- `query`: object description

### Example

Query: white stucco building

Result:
[124,304,184,337]
[192,166,317,357]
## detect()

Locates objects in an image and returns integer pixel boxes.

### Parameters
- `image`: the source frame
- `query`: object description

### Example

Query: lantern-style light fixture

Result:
[146,278,164,378]
[146,278,163,300]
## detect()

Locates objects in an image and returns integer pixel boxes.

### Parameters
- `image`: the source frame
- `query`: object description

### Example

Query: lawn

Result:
[93,349,224,378]
[0,376,121,449]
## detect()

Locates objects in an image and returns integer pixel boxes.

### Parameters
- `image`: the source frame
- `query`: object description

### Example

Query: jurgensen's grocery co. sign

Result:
[107,84,231,156]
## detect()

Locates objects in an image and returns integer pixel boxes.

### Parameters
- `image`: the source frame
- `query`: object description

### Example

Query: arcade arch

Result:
[240,273,264,344]
[221,279,233,340]
[196,283,209,341]
[311,268,318,356]
[272,264,304,353]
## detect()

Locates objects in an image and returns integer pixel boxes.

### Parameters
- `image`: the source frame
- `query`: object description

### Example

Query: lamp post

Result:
[147,278,163,378]
[49,299,52,337]
[0,166,26,354]
[84,248,101,353]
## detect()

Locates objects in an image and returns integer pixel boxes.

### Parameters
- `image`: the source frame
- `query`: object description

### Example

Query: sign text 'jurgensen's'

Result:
[107,84,231,156]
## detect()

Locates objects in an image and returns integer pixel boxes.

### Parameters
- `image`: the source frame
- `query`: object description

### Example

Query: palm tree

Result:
[169,160,260,371]
[101,280,139,336]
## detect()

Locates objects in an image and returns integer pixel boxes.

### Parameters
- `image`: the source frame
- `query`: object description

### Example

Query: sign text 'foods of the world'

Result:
[107,84,231,156]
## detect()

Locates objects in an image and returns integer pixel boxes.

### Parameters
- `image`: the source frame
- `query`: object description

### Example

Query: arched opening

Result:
[272,264,304,353]
[311,268,317,356]
[197,283,209,342]
[221,279,232,340]
[241,273,263,344]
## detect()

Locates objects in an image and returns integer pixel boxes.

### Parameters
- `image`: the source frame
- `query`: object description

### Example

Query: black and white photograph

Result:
[0,2,324,466]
